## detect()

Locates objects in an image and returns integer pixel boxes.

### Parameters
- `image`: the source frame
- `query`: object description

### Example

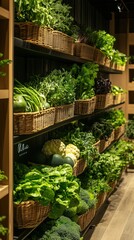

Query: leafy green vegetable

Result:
[0,53,11,77]
[0,216,8,236]
[0,170,7,182]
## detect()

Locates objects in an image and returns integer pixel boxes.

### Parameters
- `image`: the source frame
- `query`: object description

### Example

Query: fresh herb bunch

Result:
[111,85,125,95]
[95,75,111,94]
[104,109,126,129]
[70,62,99,100]
[0,53,11,77]
[0,216,8,236]
[0,170,7,182]
[14,0,74,35]
[111,49,128,66]
[91,119,113,141]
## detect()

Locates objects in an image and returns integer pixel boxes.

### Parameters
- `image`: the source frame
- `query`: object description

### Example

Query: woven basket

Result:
[74,97,96,115]
[77,207,96,231]
[14,201,50,229]
[14,22,36,40]
[120,92,126,103]
[73,159,87,176]
[99,139,109,153]
[113,93,122,105]
[14,108,55,135]
[54,103,74,123]
[104,57,111,68]
[95,93,113,109]
[108,130,115,146]
[93,140,100,152]
[114,124,125,141]
[94,48,106,65]
[74,42,95,61]
[96,192,107,211]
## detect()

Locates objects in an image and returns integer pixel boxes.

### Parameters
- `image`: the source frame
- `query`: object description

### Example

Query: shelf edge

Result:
[0,185,8,199]
[0,7,9,19]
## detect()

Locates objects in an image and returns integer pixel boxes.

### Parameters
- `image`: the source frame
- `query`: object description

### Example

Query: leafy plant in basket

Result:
[70,62,99,100]
[0,170,7,182]
[103,109,126,129]
[14,0,75,35]
[126,119,134,139]
[31,69,76,107]
[95,75,112,94]
[91,118,113,141]
[111,49,128,66]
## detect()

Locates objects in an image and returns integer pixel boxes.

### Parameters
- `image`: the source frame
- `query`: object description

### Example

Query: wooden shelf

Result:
[14,38,122,74]
[13,102,125,145]
[0,185,8,199]
[0,89,9,99]
[128,64,134,69]
[0,6,9,19]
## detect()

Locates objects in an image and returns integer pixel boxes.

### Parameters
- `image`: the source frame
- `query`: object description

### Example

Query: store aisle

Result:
[87,169,134,240]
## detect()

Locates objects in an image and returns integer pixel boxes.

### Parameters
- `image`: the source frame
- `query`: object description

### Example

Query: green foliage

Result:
[104,109,126,129]
[126,120,134,139]
[0,53,11,77]
[14,0,74,34]
[91,118,113,141]
[0,216,8,236]
[111,49,128,66]
[111,85,125,95]
[14,163,80,219]
[0,170,7,182]
[70,62,99,100]
[30,69,76,107]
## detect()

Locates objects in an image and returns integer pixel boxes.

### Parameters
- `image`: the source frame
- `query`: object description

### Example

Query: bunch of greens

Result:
[13,79,47,112]
[14,163,80,219]
[62,124,100,164]
[103,109,126,129]
[108,140,134,166]
[91,118,113,141]
[0,170,7,182]
[88,153,124,182]
[14,0,74,35]
[0,216,8,236]
[111,85,125,95]
[111,49,128,66]
[30,69,75,107]
[0,53,11,77]
[95,75,111,94]
[70,62,99,100]
[29,216,81,240]
[126,119,134,139]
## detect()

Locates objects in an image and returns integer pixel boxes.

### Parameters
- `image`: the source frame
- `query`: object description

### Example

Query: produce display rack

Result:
[13,27,125,240]
[13,102,125,145]
[14,37,122,74]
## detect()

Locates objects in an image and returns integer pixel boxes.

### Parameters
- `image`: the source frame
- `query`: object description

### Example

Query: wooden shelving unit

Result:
[0,0,13,239]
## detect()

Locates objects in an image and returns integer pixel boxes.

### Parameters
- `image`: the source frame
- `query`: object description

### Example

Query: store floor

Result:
[85,169,134,240]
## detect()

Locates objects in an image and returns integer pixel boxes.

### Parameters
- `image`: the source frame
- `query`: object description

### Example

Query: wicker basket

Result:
[54,103,74,123]
[99,139,109,153]
[14,22,37,40]
[105,57,111,68]
[113,93,122,105]
[14,108,55,135]
[93,140,100,152]
[114,124,125,141]
[120,92,126,103]
[94,48,106,65]
[108,130,115,145]
[74,97,96,115]
[14,201,50,229]
[96,192,107,211]
[74,42,95,61]
[52,30,73,54]
[73,159,87,176]
[95,93,113,109]
[77,207,96,231]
